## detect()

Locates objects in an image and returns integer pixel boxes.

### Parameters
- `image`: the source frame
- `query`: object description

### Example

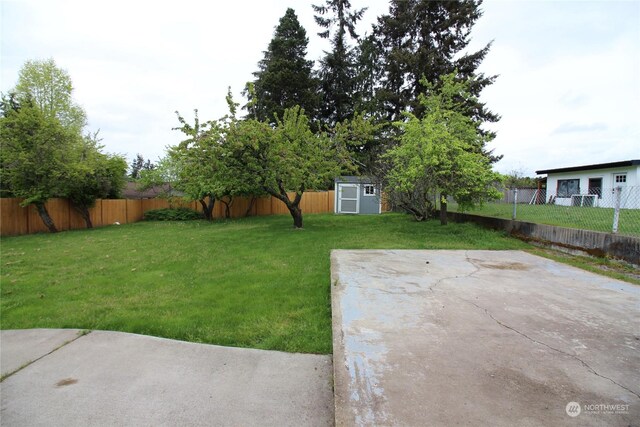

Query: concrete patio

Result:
[331,250,639,426]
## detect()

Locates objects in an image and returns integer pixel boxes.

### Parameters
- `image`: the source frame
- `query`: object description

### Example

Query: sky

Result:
[1,0,638,177]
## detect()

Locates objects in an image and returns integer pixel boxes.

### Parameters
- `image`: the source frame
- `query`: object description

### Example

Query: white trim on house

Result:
[539,162,639,208]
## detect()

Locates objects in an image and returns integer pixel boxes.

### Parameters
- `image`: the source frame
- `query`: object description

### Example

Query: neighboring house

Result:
[334,176,382,214]
[122,182,182,199]
[536,160,640,208]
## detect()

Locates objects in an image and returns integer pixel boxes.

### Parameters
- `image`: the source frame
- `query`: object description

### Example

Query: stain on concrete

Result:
[473,260,529,270]
[55,378,78,387]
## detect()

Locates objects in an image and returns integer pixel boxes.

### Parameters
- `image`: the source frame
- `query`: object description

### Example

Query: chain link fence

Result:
[449,186,640,237]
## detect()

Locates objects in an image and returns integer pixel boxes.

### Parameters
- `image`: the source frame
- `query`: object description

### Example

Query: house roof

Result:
[122,182,180,199]
[536,160,640,175]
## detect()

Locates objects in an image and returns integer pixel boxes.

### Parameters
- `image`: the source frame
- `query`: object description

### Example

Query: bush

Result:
[143,208,203,221]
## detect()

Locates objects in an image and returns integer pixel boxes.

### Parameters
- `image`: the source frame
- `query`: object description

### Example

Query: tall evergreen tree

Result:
[313,0,366,126]
[129,154,155,179]
[374,0,499,156]
[246,8,319,123]
[352,34,383,118]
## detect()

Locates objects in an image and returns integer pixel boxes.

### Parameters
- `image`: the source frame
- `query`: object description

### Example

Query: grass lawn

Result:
[3,212,625,355]
[450,203,640,237]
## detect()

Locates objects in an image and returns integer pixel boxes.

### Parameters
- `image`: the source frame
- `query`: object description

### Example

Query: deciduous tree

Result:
[66,132,127,228]
[168,97,262,220]
[2,59,127,232]
[383,74,501,224]
[0,96,76,232]
[13,58,87,132]
[227,106,356,228]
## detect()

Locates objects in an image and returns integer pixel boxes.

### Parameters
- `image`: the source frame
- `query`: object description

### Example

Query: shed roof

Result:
[335,176,376,184]
[536,159,640,175]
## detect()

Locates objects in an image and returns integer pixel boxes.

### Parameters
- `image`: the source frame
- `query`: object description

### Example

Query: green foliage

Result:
[13,58,87,132]
[384,73,501,221]
[333,112,383,173]
[501,170,539,188]
[246,8,319,123]
[373,0,500,162]
[143,208,203,221]
[66,132,127,227]
[313,0,366,126]
[227,105,359,227]
[352,34,384,118]
[129,154,155,179]
[167,105,262,220]
[2,59,127,231]
[0,96,76,206]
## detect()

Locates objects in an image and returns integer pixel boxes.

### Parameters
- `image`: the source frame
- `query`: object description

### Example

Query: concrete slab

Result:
[1,330,333,426]
[331,250,640,427]
[1,329,84,378]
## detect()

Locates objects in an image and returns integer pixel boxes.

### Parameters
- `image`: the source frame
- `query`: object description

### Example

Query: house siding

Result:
[546,165,639,208]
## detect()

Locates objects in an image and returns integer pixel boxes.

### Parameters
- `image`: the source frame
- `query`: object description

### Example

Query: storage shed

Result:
[334,176,382,214]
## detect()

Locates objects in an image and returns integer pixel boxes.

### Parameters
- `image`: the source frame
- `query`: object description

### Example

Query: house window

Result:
[363,185,376,196]
[557,179,580,198]
[614,174,627,184]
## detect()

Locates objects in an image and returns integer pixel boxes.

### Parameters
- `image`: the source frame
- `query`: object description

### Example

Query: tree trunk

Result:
[440,194,448,225]
[244,196,257,217]
[271,183,305,228]
[220,198,232,218]
[289,205,303,229]
[199,197,215,221]
[35,202,58,232]
[73,205,93,228]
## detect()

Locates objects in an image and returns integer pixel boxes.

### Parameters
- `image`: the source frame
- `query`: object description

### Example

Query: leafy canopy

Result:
[14,58,87,132]
[384,73,501,221]
[0,96,76,206]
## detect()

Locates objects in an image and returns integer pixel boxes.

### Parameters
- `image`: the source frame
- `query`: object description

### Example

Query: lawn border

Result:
[446,211,640,265]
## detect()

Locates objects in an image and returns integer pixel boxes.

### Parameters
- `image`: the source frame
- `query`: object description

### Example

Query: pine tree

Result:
[374,0,500,152]
[313,0,366,126]
[246,8,319,123]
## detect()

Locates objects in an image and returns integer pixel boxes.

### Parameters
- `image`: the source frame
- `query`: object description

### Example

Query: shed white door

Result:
[338,184,359,214]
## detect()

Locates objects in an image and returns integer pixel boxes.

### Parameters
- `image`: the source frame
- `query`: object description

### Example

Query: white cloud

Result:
[1,0,638,175]
[475,1,640,176]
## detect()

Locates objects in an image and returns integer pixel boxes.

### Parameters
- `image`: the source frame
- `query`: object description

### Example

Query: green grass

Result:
[1,213,529,354]
[450,203,640,237]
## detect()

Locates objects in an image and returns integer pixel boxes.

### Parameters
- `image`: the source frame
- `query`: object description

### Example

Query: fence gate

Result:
[337,184,359,214]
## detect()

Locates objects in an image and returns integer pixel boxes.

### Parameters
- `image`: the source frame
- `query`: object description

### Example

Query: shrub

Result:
[143,208,203,221]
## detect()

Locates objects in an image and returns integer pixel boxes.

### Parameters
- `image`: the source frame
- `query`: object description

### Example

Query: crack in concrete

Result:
[428,251,481,293]
[0,330,91,382]
[462,299,640,400]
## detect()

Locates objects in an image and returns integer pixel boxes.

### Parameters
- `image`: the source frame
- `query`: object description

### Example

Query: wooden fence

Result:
[0,191,337,237]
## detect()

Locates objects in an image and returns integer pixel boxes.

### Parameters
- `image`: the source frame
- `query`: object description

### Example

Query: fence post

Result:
[612,186,622,233]
[512,188,518,220]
